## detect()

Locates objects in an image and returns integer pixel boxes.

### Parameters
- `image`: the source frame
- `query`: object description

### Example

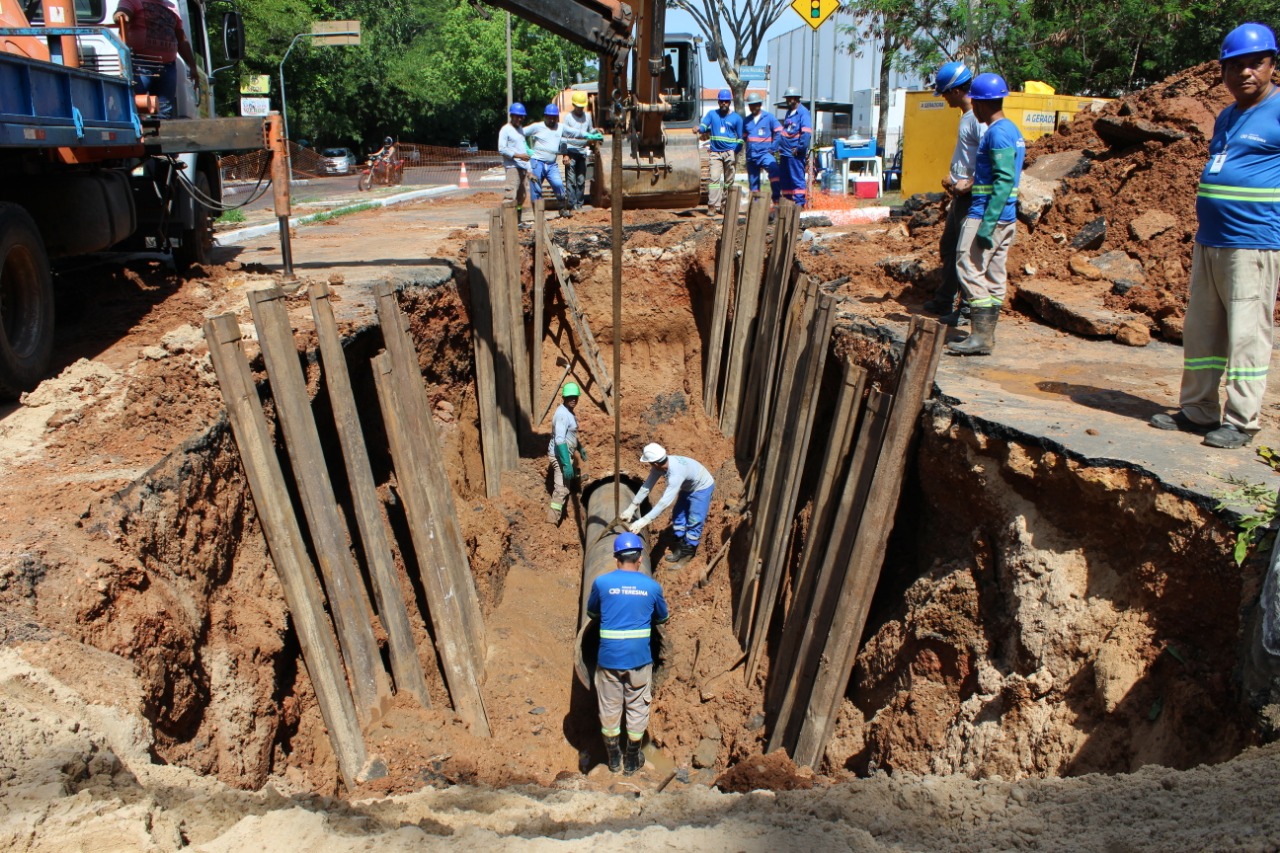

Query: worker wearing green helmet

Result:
[548,381,588,524]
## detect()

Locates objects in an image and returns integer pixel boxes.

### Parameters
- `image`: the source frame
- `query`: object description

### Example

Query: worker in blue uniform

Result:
[621,443,716,564]
[743,92,781,198]
[697,89,745,216]
[777,86,813,208]
[587,532,669,775]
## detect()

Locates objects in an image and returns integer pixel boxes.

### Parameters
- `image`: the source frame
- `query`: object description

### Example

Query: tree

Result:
[668,0,790,110]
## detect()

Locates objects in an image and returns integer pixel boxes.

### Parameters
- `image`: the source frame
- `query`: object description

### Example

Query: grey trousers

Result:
[1180,244,1280,432]
[956,218,1016,307]
[595,664,652,739]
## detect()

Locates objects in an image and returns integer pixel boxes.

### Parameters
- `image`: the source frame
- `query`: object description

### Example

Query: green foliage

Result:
[1215,475,1278,566]
[216,0,594,150]
[1257,445,1280,473]
[215,209,246,225]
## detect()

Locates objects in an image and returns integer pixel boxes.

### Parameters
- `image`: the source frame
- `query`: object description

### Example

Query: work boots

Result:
[623,735,645,775]
[946,305,999,356]
[603,734,623,773]
[664,543,687,563]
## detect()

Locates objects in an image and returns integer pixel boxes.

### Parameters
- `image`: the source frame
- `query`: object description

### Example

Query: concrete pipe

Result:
[575,479,661,688]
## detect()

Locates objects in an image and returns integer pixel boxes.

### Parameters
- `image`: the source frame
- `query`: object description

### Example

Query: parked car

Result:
[321,147,357,175]
[458,139,478,154]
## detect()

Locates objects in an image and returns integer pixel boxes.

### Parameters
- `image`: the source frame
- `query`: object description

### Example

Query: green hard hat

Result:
[562,382,581,397]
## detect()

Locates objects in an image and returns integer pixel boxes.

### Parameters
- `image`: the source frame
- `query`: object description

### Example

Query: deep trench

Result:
[91,226,1270,793]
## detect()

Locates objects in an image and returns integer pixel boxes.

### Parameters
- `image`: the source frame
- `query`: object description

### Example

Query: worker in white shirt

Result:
[621,443,715,564]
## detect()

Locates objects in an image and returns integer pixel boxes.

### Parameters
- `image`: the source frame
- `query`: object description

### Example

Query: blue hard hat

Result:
[613,532,644,556]
[934,61,974,95]
[509,102,526,116]
[544,103,560,117]
[1221,22,1278,61]
[969,72,1010,101]
[718,88,733,101]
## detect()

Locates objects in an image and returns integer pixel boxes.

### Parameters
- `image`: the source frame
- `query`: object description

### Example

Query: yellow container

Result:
[900,89,1111,197]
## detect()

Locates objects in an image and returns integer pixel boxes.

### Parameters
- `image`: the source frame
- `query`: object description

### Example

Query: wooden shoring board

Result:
[719,191,771,438]
[749,202,803,461]
[533,199,547,418]
[792,319,946,767]
[466,240,513,494]
[248,288,392,722]
[703,185,744,419]
[373,284,488,667]
[743,292,837,682]
[308,282,432,710]
[371,352,491,736]
[487,209,522,466]
[501,202,533,440]
[767,386,891,756]
[544,222,615,415]
[764,360,866,716]
[204,314,368,789]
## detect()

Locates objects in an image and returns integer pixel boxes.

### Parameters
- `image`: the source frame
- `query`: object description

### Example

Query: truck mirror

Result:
[222,11,245,63]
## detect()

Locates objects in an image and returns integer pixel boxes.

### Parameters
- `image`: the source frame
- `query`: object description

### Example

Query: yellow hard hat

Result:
[571,91,589,108]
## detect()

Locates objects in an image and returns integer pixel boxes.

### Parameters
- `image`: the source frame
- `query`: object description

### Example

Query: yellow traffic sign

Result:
[240,74,270,95]
[791,0,840,30]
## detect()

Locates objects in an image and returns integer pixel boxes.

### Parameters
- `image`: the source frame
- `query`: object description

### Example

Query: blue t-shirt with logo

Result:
[1196,89,1280,249]
[967,117,1024,223]
[587,568,669,671]
[699,108,745,153]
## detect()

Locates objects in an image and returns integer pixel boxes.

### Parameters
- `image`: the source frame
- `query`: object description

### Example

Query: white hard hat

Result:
[640,443,667,464]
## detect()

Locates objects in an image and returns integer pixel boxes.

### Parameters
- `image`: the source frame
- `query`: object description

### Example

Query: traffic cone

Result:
[458,162,470,189]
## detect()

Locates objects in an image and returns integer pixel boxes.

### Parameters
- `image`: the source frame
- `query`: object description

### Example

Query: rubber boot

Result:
[938,304,970,327]
[664,543,688,564]
[603,734,623,773]
[623,735,645,775]
[946,306,998,356]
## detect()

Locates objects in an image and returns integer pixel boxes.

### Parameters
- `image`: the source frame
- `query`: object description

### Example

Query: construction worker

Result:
[498,103,531,223]
[562,92,595,210]
[697,89,744,216]
[777,86,813,208]
[924,61,985,328]
[587,531,669,775]
[1150,23,1280,449]
[622,444,715,564]
[524,103,603,218]
[114,0,198,120]
[947,73,1024,357]
[744,92,781,199]
[548,382,586,524]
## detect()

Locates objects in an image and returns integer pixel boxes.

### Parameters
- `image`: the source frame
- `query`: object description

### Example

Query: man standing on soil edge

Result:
[697,90,745,216]
[548,383,586,524]
[588,532,669,775]
[777,87,813,208]
[621,443,715,564]
[499,103,531,223]
[744,92,781,200]
[562,92,595,210]
[1150,23,1280,450]
[924,62,984,328]
[947,73,1024,356]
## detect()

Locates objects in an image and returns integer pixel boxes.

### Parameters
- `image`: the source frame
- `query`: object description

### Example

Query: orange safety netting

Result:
[219,141,503,184]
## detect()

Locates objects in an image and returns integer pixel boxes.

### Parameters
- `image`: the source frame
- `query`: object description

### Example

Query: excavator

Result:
[487,0,704,208]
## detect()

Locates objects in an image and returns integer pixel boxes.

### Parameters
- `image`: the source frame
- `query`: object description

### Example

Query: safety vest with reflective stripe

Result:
[1196,90,1280,249]
[966,118,1024,223]
[587,568,669,671]
[699,108,744,153]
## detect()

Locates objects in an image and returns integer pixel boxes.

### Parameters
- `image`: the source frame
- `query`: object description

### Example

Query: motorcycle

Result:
[357,155,404,190]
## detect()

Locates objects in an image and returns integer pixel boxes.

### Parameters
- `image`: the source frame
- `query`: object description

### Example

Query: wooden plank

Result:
[465,240,509,495]
[204,313,367,789]
[372,353,491,736]
[373,283,488,670]
[487,209,520,470]
[743,292,837,681]
[544,223,615,415]
[767,386,891,756]
[792,320,946,768]
[703,185,743,419]
[308,282,432,710]
[501,201,533,442]
[720,191,771,438]
[765,361,866,715]
[248,288,392,723]
[533,199,547,419]
[749,202,802,459]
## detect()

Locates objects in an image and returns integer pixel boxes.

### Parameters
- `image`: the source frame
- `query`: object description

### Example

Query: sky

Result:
[665,4,814,90]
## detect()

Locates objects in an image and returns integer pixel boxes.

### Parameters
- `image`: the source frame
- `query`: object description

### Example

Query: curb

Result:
[217,185,460,246]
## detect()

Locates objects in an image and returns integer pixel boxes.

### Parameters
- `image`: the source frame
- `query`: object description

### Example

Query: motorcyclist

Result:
[371,136,398,179]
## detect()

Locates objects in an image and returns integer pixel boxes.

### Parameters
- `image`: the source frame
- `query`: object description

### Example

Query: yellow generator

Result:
[900,84,1110,197]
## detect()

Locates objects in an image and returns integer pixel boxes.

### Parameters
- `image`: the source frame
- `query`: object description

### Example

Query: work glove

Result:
[975,227,994,251]
[619,504,637,523]
[628,519,647,534]
[585,131,604,142]
[555,443,575,480]
[576,443,588,461]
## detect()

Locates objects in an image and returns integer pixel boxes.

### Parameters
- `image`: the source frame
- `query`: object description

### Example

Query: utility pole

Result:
[506,13,513,105]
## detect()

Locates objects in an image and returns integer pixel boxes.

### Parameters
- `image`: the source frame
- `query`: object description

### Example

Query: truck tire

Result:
[0,204,53,399]
[174,172,214,272]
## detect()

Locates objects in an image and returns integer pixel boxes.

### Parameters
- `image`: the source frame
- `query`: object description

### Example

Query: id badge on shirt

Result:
[1209,152,1227,174]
